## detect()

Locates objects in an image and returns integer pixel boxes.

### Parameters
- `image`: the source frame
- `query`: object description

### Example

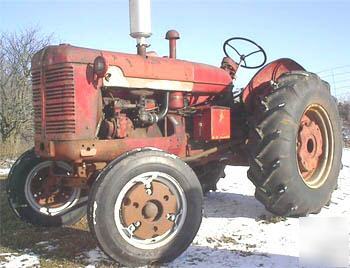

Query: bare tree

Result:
[0,28,52,148]
[338,101,350,123]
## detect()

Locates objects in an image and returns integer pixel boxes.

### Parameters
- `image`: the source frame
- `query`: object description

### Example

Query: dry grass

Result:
[0,142,32,160]
[0,176,117,267]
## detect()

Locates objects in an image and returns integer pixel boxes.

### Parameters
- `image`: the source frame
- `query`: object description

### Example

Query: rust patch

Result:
[121,181,177,240]
[297,114,323,180]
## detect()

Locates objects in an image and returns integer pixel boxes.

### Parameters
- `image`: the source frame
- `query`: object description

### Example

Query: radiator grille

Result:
[31,65,76,136]
[32,70,42,134]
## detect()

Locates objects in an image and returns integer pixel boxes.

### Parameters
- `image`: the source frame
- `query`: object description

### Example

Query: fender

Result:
[242,58,305,112]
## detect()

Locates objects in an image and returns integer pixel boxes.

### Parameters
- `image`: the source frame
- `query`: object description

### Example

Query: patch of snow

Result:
[0,252,40,268]
[83,247,111,267]
[0,167,10,176]
[0,159,15,175]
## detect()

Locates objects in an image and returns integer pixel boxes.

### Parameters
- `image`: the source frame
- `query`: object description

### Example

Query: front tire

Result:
[87,150,203,266]
[7,149,87,226]
[246,71,342,216]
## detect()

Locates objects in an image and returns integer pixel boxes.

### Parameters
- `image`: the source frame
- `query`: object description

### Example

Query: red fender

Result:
[242,58,305,112]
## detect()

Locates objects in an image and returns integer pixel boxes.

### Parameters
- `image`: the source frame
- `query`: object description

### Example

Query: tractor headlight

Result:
[93,56,108,78]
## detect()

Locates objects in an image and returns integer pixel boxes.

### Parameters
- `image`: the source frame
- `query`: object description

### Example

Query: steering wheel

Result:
[223,37,267,69]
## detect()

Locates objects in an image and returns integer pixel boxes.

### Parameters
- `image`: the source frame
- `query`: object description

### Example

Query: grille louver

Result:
[32,70,42,134]
[31,65,76,136]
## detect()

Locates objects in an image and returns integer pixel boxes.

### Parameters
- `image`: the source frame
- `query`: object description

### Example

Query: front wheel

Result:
[87,150,203,266]
[246,71,342,216]
[7,149,87,226]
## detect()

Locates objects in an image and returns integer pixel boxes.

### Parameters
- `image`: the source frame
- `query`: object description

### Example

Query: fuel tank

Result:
[32,44,232,94]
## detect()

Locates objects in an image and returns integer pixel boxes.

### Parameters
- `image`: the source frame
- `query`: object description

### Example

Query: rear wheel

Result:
[246,71,342,216]
[87,150,203,266]
[7,149,87,226]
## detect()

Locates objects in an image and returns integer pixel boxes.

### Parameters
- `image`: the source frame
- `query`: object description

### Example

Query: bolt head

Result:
[145,189,152,195]
[166,213,176,222]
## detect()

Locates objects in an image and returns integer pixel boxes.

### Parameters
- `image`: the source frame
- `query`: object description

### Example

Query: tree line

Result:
[0,29,51,155]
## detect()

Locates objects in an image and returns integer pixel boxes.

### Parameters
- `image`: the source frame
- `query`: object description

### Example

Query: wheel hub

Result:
[297,114,323,179]
[142,201,160,220]
[25,161,80,216]
[121,180,178,240]
[31,171,73,208]
[297,114,323,180]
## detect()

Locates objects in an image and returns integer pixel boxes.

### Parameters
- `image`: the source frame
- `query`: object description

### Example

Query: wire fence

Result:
[317,65,350,102]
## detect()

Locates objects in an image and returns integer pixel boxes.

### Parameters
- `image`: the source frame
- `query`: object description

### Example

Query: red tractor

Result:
[7,1,342,266]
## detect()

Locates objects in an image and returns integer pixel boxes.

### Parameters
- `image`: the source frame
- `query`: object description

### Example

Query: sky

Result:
[1,0,349,92]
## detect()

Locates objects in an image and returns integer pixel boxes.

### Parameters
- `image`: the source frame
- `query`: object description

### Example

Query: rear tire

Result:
[7,149,87,226]
[246,71,342,216]
[87,150,203,266]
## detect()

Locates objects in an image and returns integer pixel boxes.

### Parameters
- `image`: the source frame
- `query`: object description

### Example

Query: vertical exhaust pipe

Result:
[129,0,152,56]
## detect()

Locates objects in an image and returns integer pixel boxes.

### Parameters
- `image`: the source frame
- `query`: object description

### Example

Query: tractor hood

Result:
[32,44,232,94]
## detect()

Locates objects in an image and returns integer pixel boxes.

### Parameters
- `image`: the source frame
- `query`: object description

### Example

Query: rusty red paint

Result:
[31,44,233,147]
[169,92,184,109]
[193,106,231,141]
[297,114,323,180]
[165,31,185,110]
[32,60,101,141]
[36,135,186,162]
[32,44,232,94]
[165,29,180,59]
[192,63,232,93]
[36,114,187,162]
[31,44,308,176]
[242,58,305,112]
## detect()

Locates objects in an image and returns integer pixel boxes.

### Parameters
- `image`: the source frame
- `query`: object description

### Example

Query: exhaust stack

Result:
[129,0,152,56]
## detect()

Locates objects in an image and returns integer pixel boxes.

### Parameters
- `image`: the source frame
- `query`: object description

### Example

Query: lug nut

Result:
[145,188,152,195]
[166,213,176,222]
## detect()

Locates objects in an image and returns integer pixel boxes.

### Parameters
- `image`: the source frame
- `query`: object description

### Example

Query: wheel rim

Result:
[114,171,187,249]
[297,104,334,188]
[24,161,81,216]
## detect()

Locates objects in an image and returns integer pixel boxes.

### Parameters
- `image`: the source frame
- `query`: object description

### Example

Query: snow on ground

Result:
[0,167,10,176]
[0,251,40,268]
[1,150,349,267]
[82,247,111,267]
[0,159,14,176]
[168,149,350,268]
